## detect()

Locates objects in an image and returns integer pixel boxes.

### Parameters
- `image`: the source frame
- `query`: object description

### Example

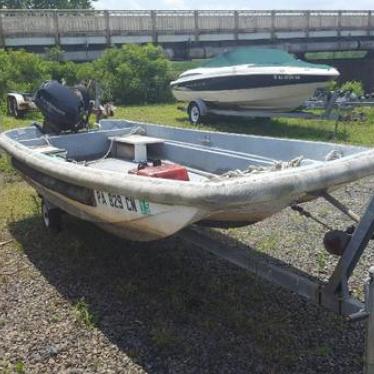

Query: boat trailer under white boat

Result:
[181,90,374,125]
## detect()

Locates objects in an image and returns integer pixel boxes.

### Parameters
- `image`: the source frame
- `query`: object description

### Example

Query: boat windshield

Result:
[202,47,331,69]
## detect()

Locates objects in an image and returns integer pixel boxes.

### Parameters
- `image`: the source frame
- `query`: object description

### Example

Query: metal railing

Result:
[0,9,373,43]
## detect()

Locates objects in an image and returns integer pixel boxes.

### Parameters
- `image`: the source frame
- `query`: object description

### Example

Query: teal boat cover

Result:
[202,47,332,70]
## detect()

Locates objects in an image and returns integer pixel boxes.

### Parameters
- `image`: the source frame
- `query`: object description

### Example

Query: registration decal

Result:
[273,74,301,80]
[139,199,151,215]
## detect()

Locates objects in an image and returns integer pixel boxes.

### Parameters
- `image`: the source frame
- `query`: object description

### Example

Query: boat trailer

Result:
[179,192,374,373]
[185,91,374,125]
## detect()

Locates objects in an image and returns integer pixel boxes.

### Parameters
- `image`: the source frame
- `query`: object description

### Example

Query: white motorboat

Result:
[170,48,339,113]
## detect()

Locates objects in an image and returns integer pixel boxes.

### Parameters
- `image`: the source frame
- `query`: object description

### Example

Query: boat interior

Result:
[6,120,366,182]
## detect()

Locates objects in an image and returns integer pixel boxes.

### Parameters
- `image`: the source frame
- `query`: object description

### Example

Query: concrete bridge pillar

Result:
[151,11,157,43]
[53,10,60,45]
[105,10,110,46]
[0,12,4,48]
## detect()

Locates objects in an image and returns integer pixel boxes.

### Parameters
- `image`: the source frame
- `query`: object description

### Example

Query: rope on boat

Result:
[208,156,304,181]
[208,148,343,182]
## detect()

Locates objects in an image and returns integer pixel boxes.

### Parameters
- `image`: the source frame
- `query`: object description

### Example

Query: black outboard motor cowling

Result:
[34,80,90,133]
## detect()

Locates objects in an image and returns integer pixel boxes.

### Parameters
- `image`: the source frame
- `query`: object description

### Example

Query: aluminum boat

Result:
[1,120,373,241]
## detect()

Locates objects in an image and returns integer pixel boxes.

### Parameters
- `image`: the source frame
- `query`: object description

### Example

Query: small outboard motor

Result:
[34,80,91,134]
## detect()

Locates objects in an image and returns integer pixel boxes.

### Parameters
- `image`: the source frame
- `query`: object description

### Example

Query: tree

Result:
[0,0,96,9]
[94,44,173,105]
[0,45,174,108]
[45,46,64,62]
[0,49,50,97]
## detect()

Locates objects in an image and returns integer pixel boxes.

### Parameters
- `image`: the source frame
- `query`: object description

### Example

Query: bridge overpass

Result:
[1,10,374,61]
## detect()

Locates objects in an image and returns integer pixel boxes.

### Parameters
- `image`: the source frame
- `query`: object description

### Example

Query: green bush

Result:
[326,80,338,92]
[0,44,174,109]
[0,49,50,97]
[76,62,97,82]
[45,45,64,62]
[94,44,173,104]
[45,60,78,86]
[340,80,364,96]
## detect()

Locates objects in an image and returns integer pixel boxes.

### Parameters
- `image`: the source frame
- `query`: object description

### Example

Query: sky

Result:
[95,0,374,10]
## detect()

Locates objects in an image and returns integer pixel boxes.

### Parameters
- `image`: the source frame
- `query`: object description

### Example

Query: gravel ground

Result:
[1,175,373,373]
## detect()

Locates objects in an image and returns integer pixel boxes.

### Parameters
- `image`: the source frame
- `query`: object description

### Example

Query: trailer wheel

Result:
[41,200,62,232]
[188,102,202,125]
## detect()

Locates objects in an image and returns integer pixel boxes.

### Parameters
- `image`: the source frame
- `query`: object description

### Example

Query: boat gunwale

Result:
[170,65,340,86]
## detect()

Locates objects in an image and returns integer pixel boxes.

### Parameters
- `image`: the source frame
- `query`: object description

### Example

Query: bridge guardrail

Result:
[0,9,373,44]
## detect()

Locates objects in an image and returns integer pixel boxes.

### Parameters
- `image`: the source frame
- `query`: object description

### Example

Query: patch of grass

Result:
[317,250,329,274]
[73,298,98,329]
[0,182,39,228]
[0,113,44,179]
[256,234,279,253]
[14,361,26,374]
[0,111,42,132]
[0,152,15,176]
[115,103,374,147]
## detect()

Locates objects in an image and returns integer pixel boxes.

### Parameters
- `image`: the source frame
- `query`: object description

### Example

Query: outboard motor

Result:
[34,80,91,134]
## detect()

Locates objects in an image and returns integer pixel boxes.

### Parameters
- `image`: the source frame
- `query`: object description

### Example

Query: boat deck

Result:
[87,157,210,182]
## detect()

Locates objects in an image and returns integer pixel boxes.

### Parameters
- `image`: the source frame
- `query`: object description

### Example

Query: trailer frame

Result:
[185,92,374,125]
[179,193,374,373]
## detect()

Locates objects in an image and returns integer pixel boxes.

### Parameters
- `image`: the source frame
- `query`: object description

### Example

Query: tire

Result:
[41,200,62,232]
[188,102,201,125]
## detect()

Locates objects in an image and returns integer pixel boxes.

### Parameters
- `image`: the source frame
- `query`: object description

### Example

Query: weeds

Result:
[256,234,279,253]
[73,298,97,329]
[317,250,328,274]
[14,361,26,374]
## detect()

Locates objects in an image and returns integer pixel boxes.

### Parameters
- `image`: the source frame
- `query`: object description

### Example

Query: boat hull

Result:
[21,168,318,241]
[170,63,339,112]
[171,82,328,112]
[27,176,204,241]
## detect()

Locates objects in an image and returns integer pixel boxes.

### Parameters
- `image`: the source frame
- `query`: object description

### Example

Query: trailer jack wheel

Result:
[188,102,202,125]
[41,200,62,232]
